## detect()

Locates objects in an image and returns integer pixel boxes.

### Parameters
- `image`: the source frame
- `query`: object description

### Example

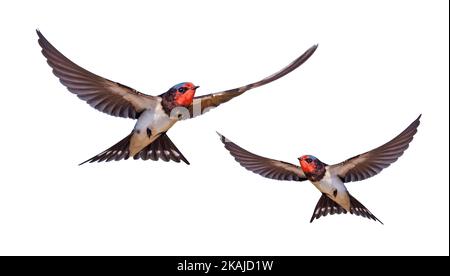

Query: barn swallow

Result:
[218,115,421,224]
[37,30,317,165]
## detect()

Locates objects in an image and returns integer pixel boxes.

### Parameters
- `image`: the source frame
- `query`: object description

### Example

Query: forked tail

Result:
[310,193,383,224]
[79,132,189,165]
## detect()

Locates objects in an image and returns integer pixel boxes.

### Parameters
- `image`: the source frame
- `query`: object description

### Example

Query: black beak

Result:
[194,86,200,90]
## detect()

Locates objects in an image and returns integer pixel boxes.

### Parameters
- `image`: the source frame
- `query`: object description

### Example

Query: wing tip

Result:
[182,158,191,165]
[36,29,45,41]
[416,114,422,124]
[78,158,93,166]
[36,29,49,50]
[305,44,319,56]
[216,131,228,144]
[289,43,319,69]
[408,114,422,134]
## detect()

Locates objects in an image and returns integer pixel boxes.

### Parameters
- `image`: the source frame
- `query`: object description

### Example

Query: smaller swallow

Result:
[218,115,421,224]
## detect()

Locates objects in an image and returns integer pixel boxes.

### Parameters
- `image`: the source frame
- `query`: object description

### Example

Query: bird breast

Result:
[312,169,351,210]
[134,103,178,135]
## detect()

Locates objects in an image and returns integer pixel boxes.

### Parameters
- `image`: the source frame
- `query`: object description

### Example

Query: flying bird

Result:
[217,115,421,224]
[37,30,317,165]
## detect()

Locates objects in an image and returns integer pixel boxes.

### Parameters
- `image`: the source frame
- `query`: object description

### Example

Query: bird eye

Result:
[178,87,186,93]
[306,158,312,163]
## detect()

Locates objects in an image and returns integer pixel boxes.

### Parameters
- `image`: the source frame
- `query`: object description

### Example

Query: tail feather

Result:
[134,133,190,164]
[349,195,382,224]
[79,132,189,165]
[310,193,383,224]
[79,133,133,165]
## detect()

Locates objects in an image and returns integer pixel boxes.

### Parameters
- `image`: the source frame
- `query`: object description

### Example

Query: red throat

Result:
[175,90,195,106]
[300,159,316,173]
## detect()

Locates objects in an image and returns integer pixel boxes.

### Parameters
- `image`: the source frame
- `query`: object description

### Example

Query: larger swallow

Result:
[37,30,317,165]
[218,115,421,224]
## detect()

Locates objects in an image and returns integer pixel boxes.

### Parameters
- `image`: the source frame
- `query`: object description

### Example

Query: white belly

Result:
[134,104,177,134]
[312,170,343,193]
[129,103,178,156]
[312,169,351,210]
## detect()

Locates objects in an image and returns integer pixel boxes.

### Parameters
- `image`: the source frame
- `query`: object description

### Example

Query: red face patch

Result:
[299,156,315,173]
[175,89,195,106]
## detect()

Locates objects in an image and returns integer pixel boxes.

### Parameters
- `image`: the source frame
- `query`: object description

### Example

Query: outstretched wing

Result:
[187,45,318,118]
[329,115,421,183]
[218,133,306,181]
[37,30,157,119]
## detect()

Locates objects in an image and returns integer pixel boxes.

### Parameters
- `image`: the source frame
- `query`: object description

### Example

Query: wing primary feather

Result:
[37,30,156,119]
[330,115,421,183]
[217,132,306,182]
[185,45,318,119]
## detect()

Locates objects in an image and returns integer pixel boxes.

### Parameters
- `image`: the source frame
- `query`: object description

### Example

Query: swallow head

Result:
[170,82,199,107]
[298,155,326,181]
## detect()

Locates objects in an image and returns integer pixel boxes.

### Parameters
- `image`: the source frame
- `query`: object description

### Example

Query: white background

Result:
[0,0,448,256]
